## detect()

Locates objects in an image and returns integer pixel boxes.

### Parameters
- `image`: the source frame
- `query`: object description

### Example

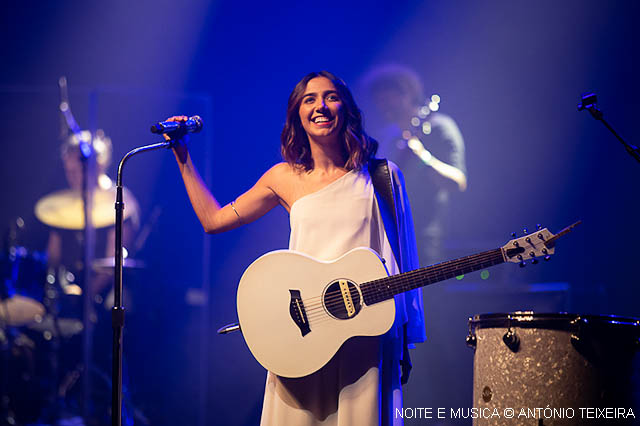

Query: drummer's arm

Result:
[46,230,62,268]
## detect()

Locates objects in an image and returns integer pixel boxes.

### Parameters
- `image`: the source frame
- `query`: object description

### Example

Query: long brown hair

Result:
[281,71,378,171]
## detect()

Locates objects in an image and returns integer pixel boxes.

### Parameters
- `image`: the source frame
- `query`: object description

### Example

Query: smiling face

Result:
[298,76,344,144]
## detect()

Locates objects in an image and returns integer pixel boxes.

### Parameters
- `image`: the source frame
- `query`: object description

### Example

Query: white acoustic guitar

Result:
[232,222,580,378]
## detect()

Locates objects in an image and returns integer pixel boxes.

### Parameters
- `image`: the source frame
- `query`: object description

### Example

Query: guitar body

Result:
[234,222,577,378]
[236,247,395,378]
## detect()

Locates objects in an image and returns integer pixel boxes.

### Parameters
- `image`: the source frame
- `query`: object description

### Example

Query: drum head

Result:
[471,311,640,334]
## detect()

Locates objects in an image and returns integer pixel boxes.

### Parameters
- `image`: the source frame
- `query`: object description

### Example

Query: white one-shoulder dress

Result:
[260,165,424,426]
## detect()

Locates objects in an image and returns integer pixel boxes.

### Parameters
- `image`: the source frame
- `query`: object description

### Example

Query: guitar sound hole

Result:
[323,280,362,320]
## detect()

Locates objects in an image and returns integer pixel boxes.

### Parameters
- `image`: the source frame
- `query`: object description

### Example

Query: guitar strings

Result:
[301,249,502,310]
[301,250,503,321]
[296,242,531,314]
[306,252,503,317]
[300,252,497,313]
[302,253,502,315]
[303,255,500,316]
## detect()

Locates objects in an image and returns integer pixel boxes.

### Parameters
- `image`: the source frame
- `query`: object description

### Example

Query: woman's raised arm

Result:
[166,116,283,234]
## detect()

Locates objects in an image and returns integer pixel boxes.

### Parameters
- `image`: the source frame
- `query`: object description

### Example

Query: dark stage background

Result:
[1,1,638,425]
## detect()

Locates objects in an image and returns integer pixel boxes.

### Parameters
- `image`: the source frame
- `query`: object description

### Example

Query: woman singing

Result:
[167,71,425,426]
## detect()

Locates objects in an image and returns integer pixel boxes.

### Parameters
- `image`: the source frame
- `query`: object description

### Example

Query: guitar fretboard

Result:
[360,248,505,305]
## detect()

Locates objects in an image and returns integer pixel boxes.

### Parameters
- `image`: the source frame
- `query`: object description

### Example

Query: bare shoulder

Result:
[257,162,298,197]
[257,162,302,211]
[260,162,297,184]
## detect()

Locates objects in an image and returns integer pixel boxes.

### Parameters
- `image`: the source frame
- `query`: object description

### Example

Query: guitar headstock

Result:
[502,226,554,266]
[500,221,581,266]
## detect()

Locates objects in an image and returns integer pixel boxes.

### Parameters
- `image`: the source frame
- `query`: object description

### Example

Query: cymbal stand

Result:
[58,76,97,421]
[1,221,18,424]
[112,138,173,426]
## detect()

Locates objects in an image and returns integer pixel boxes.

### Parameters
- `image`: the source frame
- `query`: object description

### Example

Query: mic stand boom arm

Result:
[112,139,172,426]
[578,92,640,164]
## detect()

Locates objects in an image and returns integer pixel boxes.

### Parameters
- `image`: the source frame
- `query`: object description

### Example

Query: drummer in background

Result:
[32,130,141,423]
[37,131,140,315]
[361,64,467,266]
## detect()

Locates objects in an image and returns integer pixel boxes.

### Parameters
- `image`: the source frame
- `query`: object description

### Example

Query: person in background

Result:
[42,131,139,310]
[362,64,467,265]
[34,130,141,424]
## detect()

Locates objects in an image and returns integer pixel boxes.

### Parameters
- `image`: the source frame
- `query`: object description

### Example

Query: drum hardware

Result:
[501,328,520,352]
[481,386,492,403]
[465,317,477,348]
[569,316,586,359]
[502,315,520,352]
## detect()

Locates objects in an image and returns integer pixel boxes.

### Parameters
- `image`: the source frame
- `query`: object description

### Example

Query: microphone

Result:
[150,115,203,135]
[577,92,597,111]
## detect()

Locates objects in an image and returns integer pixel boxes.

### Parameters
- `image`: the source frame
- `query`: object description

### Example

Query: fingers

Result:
[167,115,188,122]
[162,115,189,141]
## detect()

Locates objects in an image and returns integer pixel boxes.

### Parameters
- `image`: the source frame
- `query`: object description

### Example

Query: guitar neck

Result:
[361,248,504,305]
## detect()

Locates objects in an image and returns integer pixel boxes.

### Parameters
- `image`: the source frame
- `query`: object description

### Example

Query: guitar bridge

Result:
[289,289,310,337]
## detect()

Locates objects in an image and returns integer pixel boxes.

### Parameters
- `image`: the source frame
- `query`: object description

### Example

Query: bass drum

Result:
[467,312,640,425]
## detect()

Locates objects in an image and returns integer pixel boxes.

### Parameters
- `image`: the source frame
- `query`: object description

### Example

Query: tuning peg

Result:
[510,232,517,238]
[518,255,525,268]
[536,223,542,231]
[531,258,539,265]
[523,227,529,235]
[544,255,551,261]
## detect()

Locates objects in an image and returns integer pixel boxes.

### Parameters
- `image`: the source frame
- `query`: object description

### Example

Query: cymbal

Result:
[28,316,83,338]
[0,295,45,326]
[35,186,137,230]
[92,257,145,270]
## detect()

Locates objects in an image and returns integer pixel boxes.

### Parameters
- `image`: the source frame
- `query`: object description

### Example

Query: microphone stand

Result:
[112,139,172,426]
[578,92,640,164]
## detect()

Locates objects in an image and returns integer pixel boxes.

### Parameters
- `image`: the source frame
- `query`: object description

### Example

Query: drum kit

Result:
[1,181,142,425]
